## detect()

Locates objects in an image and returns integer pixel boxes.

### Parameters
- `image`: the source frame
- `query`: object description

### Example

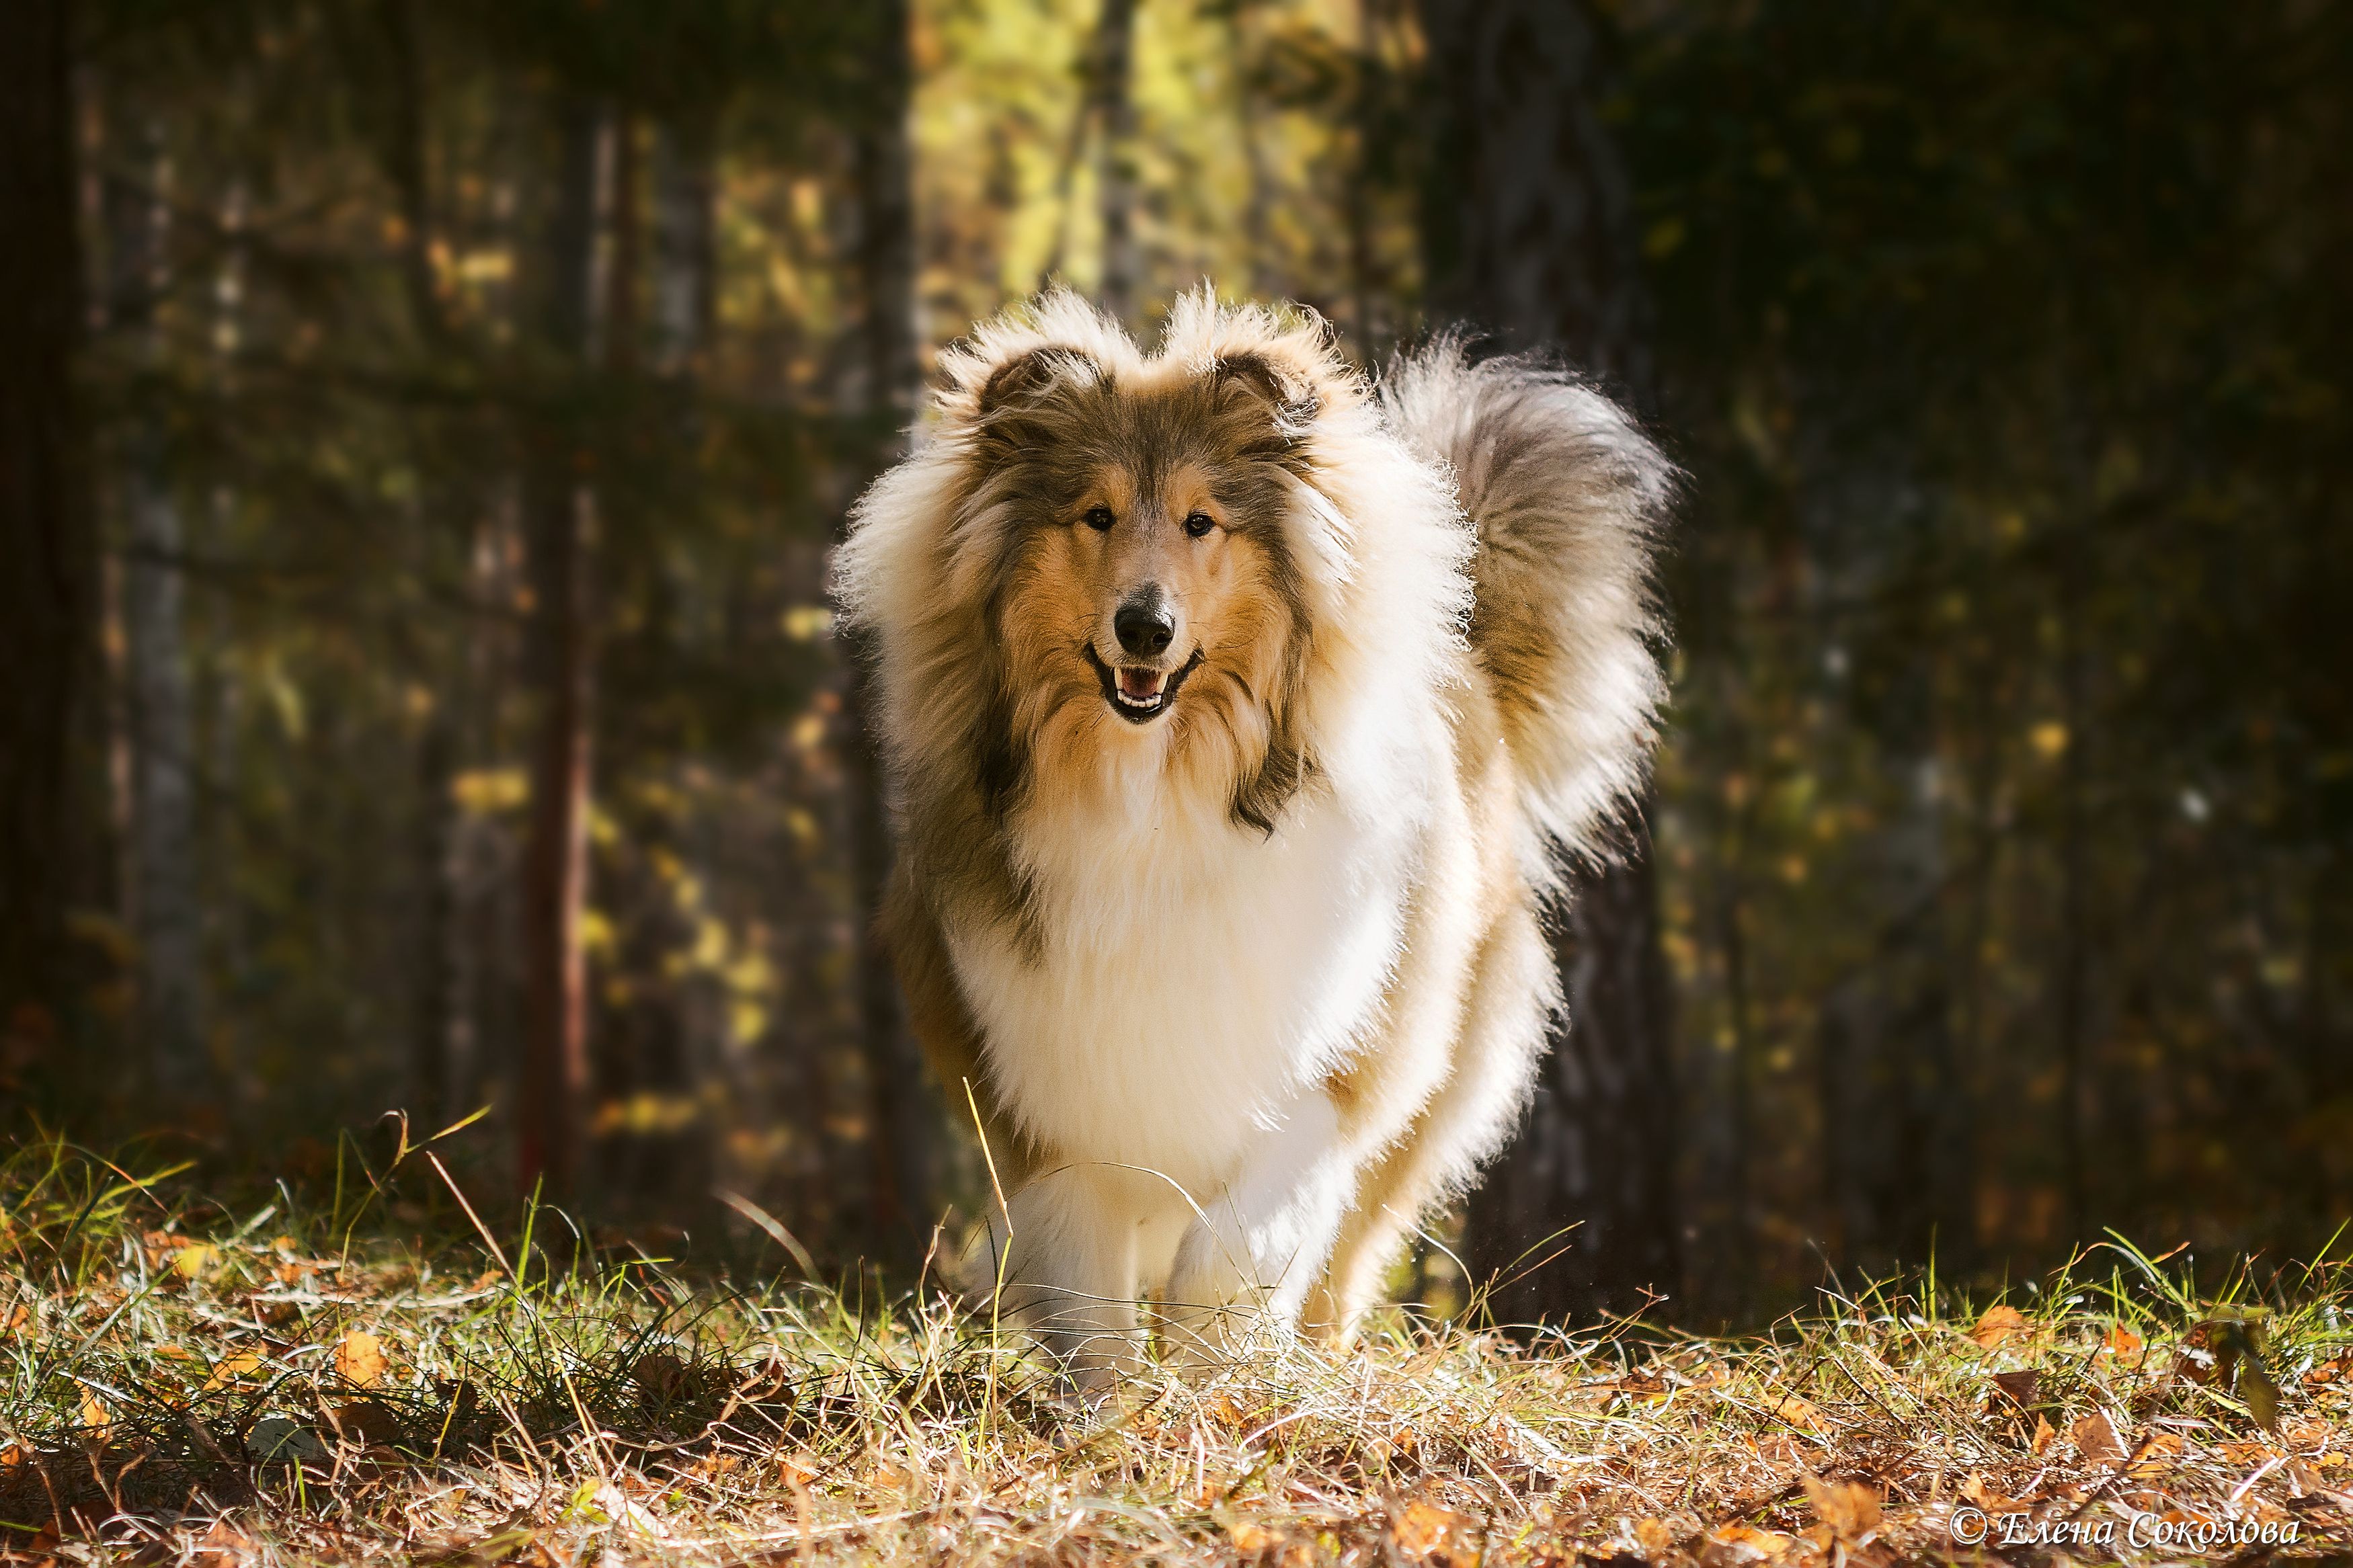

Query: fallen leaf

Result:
[247,1417,327,1465]
[2073,1408,2129,1464]
[190,1518,252,1567]
[2283,1416,2334,1448]
[1390,1499,1474,1563]
[335,1329,387,1388]
[633,1350,690,1401]
[204,1350,266,1390]
[1769,1393,1826,1432]
[1634,1517,1677,1559]
[1803,1474,1881,1546]
[1205,1392,1250,1430]
[1991,1369,2040,1408]
[327,1399,401,1447]
[170,1243,221,1280]
[1971,1305,2028,1348]
[1228,1520,1278,1554]
[2245,1364,2282,1433]
[2031,1415,2057,1455]
[502,1534,560,1568]
[2100,1325,2147,1370]
[2130,1430,2188,1478]
[77,1390,109,1438]
[1699,1522,1801,1566]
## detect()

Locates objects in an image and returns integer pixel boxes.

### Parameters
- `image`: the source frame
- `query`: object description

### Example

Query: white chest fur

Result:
[947,780,1419,1194]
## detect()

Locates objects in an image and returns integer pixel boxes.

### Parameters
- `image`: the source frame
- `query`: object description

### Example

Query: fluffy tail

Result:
[1380,338,1673,876]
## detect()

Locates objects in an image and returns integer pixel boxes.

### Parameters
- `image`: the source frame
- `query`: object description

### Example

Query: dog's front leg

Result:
[1161,1091,1356,1364]
[985,1162,1149,1399]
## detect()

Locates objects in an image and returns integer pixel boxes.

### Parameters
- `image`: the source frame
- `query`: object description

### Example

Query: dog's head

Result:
[916,293,1355,834]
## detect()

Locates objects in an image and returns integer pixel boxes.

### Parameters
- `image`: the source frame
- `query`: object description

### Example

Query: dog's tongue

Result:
[1119,667,1165,701]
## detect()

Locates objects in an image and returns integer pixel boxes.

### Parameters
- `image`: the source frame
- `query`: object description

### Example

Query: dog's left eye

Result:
[1183,511,1216,538]
[1083,505,1115,532]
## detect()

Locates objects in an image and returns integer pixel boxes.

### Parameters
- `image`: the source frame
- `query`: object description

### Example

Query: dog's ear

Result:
[973,344,1107,427]
[1211,351,1324,456]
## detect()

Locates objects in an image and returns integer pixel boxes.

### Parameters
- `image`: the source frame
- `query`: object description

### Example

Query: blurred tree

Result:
[1421,0,1681,1327]
[1091,0,1139,324]
[112,112,210,1101]
[0,0,91,1087]
[515,92,610,1200]
[846,0,941,1272]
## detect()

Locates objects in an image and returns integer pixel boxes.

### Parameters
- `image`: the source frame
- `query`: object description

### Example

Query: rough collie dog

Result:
[834,289,1669,1387]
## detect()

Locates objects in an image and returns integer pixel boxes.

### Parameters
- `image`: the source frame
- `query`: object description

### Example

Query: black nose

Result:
[1113,588,1176,659]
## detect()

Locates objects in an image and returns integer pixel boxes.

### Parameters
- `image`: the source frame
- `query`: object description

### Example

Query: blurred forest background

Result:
[2,0,2347,1329]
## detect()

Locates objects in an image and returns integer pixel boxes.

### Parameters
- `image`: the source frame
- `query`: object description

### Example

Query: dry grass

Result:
[3,1134,2349,1566]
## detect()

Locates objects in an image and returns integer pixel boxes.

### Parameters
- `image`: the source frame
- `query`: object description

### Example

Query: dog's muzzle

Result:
[1084,644,1204,724]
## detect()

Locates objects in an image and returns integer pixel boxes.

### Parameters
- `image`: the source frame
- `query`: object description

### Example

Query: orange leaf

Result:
[1229,1521,1279,1554]
[204,1350,266,1391]
[2130,1430,2188,1479]
[1700,1522,1802,1565]
[2031,1415,2057,1454]
[191,1518,252,1567]
[1390,1499,1472,1562]
[1803,1474,1881,1546]
[1970,1305,2028,1348]
[335,1329,388,1388]
[1205,1392,1251,1430]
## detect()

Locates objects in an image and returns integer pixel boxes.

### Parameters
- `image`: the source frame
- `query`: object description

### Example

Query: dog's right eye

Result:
[1083,505,1115,532]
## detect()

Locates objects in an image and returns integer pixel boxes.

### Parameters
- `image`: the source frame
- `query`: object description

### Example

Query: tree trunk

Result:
[1419,0,1681,1326]
[1463,852,1679,1325]
[376,0,445,347]
[1091,0,1139,324]
[115,120,208,1100]
[0,0,90,1075]
[650,117,716,378]
[2055,544,2089,1242]
[516,95,611,1200]
[846,0,942,1273]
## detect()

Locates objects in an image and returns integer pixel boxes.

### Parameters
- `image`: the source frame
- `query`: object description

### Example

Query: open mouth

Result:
[1083,645,1205,724]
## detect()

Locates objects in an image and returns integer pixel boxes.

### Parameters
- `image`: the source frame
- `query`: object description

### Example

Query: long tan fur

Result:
[834,288,1670,1388]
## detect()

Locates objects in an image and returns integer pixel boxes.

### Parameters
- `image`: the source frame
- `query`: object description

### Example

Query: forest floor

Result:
[5,1136,2350,1567]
